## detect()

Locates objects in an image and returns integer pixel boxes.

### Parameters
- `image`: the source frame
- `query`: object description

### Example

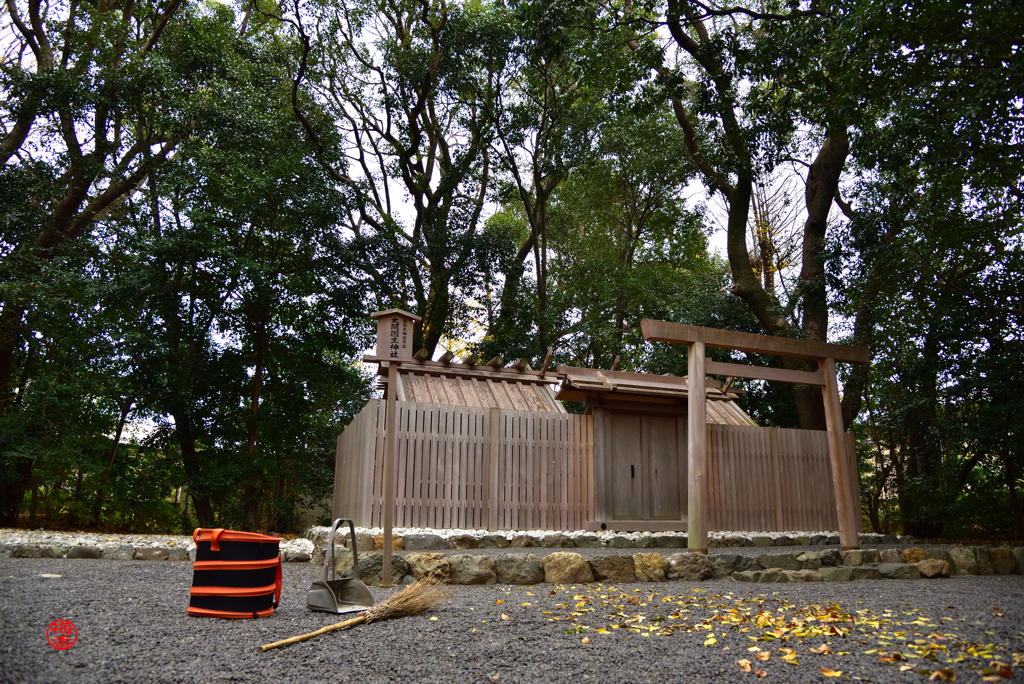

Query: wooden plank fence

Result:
[333,401,859,533]
[706,424,861,533]
[333,401,594,531]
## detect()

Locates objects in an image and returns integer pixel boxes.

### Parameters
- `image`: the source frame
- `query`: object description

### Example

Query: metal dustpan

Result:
[306,518,374,615]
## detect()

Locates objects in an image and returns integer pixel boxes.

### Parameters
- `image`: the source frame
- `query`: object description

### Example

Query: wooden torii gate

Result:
[641,320,870,552]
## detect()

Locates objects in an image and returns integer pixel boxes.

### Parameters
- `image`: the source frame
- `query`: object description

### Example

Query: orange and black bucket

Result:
[187,528,283,619]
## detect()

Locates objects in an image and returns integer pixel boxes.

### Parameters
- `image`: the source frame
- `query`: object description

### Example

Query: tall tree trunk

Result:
[1005,450,1024,540]
[173,410,216,527]
[93,398,134,527]
[243,318,266,530]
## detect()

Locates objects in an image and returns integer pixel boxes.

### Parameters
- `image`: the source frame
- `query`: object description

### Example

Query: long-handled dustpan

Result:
[306,518,374,615]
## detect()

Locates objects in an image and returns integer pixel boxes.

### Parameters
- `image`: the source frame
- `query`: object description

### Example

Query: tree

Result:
[0,0,260,522]
[282,0,513,355]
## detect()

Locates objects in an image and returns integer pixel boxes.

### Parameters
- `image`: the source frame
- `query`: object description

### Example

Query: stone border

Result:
[320,544,1024,587]
[305,526,922,550]
[0,530,315,563]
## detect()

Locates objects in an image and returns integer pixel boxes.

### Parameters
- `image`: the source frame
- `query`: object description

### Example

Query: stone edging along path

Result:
[4,527,1023,588]
[320,544,1024,587]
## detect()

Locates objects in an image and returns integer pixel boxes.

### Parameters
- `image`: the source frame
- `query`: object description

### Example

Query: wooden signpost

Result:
[641,320,869,553]
[370,309,421,586]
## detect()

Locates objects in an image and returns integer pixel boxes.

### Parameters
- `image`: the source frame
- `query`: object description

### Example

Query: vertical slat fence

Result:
[335,402,858,532]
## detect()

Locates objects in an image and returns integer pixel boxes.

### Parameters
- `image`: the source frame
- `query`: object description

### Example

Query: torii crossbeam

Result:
[641,320,869,552]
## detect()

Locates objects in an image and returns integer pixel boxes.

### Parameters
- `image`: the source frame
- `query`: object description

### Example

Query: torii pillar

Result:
[641,320,869,553]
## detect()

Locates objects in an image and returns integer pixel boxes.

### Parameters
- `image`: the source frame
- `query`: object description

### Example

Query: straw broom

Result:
[258,578,450,652]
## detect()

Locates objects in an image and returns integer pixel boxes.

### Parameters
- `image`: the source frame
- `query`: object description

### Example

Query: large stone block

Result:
[756,553,802,571]
[722,536,752,548]
[795,552,823,570]
[850,566,882,580]
[820,567,854,581]
[913,559,950,578]
[168,547,190,562]
[926,547,953,564]
[328,549,355,575]
[752,536,775,547]
[101,545,135,561]
[373,533,404,551]
[495,554,543,585]
[818,549,842,567]
[284,548,311,563]
[841,549,881,566]
[773,536,792,546]
[949,546,978,575]
[655,536,687,549]
[540,533,574,548]
[667,553,713,581]
[357,552,409,586]
[903,547,928,563]
[447,535,479,550]
[449,555,497,585]
[607,536,635,548]
[989,547,1017,575]
[709,553,759,579]
[785,569,824,582]
[572,535,604,548]
[633,553,668,582]
[878,563,921,580]
[67,545,102,560]
[634,535,656,549]
[509,534,538,548]
[1012,547,1024,574]
[406,552,451,582]
[135,547,169,561]
[11,545,44,558]
[404,534,448,551]
[970,547,995,575]
[478,535,511,549]
[880,548,905,564]
[543,552,594,584]
[589,555,635,583]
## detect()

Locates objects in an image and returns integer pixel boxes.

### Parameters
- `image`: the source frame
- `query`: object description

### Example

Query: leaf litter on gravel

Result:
[494,583,1021,680]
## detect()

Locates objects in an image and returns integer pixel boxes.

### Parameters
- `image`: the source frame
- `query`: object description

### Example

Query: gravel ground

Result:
[1,557,1022,684]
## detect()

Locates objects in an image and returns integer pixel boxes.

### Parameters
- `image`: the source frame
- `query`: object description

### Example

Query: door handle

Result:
[631,465,635,478]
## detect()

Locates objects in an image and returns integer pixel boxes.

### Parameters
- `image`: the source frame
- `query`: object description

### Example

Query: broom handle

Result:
[258,614,367,652]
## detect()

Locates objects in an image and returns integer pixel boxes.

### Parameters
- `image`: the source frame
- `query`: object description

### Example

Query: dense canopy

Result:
[1,0,1020,538]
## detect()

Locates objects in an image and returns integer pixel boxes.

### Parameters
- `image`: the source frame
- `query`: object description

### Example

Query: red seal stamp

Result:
[47,619,77,650]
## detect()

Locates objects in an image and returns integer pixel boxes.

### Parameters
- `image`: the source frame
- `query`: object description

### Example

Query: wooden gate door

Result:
[643,415,684,520]
[606,412,686,521]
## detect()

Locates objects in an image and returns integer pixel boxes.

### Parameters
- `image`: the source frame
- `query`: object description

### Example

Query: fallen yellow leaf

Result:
[581,637,590,644]
[428,617,438,621]
[704,637,718,646]
[929,669,955,681]
[755,669,767,678]
[821,667,842,678]
[809,644,833,655]
[501,613,509,621]
[754,651,771,662]
[495,600,503,604]
[737,659,752,672]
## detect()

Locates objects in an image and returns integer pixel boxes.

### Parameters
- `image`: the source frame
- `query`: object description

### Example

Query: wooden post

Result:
[381,360,399,586]
[486,407,500,531]
[821,357,860,550]
[687,341,708,554]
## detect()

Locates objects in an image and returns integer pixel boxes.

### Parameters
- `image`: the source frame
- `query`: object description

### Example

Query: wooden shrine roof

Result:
[374,359,565,413]
[554,366,758,427]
